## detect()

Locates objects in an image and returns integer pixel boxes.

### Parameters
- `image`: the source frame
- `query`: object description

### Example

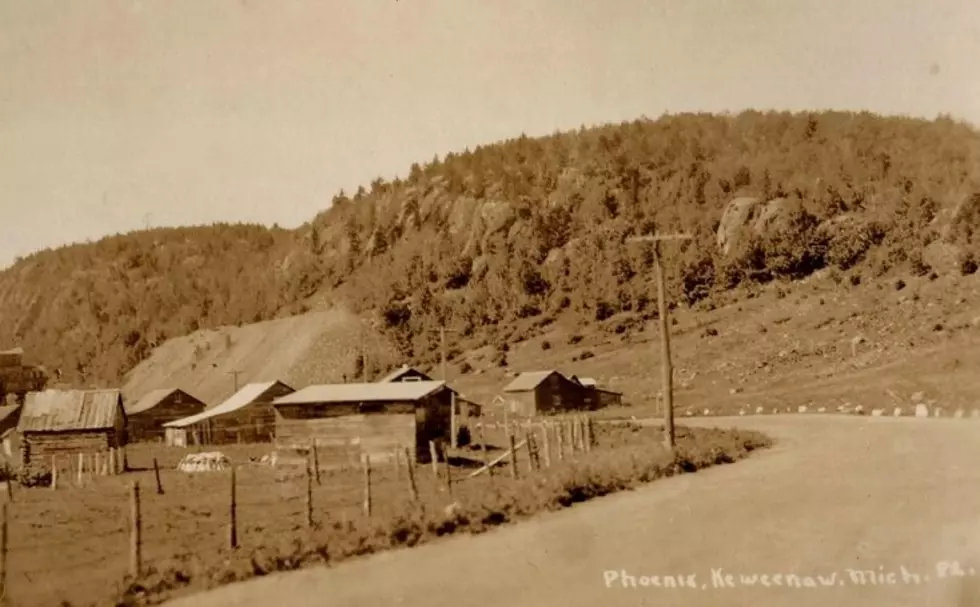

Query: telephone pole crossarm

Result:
[624,232,692,451]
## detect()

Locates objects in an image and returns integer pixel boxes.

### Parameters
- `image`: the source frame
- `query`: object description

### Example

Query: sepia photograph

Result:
[1,0,980,605]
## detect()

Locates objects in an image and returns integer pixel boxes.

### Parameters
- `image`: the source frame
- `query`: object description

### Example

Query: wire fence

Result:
[0,414,601,606]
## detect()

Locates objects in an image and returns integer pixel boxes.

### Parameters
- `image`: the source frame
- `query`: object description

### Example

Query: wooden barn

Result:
[163,381,294,446]
[501,370,599,417]
[272,380,454,463]
[16,389,127,472]
[125,388,207,443]
[571,376,624,408]
[377,365,433,383]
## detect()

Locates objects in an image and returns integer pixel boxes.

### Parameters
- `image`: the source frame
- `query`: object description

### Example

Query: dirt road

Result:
[167,416,980,607]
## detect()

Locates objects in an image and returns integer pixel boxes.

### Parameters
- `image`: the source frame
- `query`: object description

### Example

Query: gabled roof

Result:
[164,381,291,428]
[273,381,449,406]
[17,389,123,432]
[502,371,561,392]
[572,376,598,387]
[126,388,202,415]
[377,365,433,383]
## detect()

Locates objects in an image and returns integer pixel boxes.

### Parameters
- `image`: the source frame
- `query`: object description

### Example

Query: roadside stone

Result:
[871,409,884,417]
[703,408,711,416]
[915,404,930,417]
[854,405,865,415]
[893,407,903,417]
[934,407,944,418]
[755,406,764,414]
[955,409,965,419]
[973,410,980,419]
[817,407,826,413]
[797,405,808,413]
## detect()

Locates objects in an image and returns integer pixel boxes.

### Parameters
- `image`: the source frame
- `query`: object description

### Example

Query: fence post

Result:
[77,453,84,486]
[556,423,565,461]
[362,454,372,518]
[524,431,536,474]
[404,447,419,502]
[312,440,321,486]
[306,459,314,528]
[229,466,238,549]
[51,455,58,490]
[153,458,164,495]
[585,417,594,452]
[541,424,551,467]
[428,441,439,479]
[444,460,453,499]
[508,434,519,480]
[129,481,142,578]
[4,467,11,502]
[392,448,402,481]
[0,503,7,597]
[477,423,493,482]
[95,452,101,478]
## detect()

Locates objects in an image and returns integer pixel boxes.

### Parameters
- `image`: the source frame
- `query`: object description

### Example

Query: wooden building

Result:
[16,389,127,472]
[377,365,433,383]
[163,381,294,446]
[501,370,599,417]
[272,380,454,463]
[571,376,624,408]
[125,388,207,443]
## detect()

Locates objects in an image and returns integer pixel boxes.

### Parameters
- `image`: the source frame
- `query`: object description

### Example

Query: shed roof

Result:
[17,389,123,432]
[126,388,201,415]
[377,365,433,383]
[0,347,24,356]
[164,381,291,428]
[273,381,448,405]
[572,376,598,387]
[502,371,561,392]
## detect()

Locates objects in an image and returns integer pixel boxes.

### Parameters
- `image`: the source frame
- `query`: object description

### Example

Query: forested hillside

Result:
[2,110,979,388]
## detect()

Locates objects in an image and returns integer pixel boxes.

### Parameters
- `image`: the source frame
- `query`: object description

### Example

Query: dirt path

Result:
[166,416,980,607]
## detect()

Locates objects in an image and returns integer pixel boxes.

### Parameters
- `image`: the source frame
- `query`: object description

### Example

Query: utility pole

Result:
[228,370,243,393]
[624,170,692,450]
[430,327,460,448]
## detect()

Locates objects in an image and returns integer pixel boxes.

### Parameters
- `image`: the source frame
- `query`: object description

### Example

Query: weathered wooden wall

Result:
[274,390,453,463]
[129,395,206,442]
[209,404,276,444]
[532,374,592,415]
[22,430,119,471]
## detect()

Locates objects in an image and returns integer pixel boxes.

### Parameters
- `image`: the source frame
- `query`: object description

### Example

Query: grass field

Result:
[0,421,770,607]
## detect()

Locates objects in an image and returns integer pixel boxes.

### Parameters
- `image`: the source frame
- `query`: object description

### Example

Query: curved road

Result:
[168,416,980,607]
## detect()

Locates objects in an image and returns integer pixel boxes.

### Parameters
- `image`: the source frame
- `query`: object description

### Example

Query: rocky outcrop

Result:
[716,196,816,258]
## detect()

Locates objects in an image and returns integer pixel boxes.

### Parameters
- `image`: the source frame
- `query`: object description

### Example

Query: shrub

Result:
[540,340,551,350]
[579,350,595,360]
[959,251,978,276]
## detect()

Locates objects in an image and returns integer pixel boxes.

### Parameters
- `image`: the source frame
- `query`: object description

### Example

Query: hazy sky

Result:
[2,0,979,268]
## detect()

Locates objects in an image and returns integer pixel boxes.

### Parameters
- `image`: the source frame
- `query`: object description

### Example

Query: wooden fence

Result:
[0,414,598,606]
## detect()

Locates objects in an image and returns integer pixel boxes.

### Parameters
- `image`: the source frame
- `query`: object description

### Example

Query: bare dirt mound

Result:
[122,306,401,405]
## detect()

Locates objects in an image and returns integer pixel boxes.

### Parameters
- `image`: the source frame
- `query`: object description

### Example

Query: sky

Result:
[1,0,979,269]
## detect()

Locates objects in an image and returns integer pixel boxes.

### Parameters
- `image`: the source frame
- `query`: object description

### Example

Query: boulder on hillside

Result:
[716,196,817,261]
[716,197,763,256]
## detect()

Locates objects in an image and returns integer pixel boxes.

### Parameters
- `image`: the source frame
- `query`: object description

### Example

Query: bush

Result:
[959,251,978,276]
[540,340,551,350]
[578,350,595,360]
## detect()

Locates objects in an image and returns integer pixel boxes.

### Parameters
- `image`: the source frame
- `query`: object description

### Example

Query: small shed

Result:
[377,365,433,383]
[163,381,294,446]
[272,380,454,463]
[16,389,127,472]
[571,376,624,408]
[126,388,207,443]
[501,370,596,417]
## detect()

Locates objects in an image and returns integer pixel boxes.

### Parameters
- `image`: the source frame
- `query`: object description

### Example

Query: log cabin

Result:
[126,388,207,443]
[16,389,127,472]
[271,380,454,463]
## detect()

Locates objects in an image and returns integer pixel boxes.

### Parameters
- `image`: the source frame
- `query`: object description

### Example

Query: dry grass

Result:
[0,424,770,607]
